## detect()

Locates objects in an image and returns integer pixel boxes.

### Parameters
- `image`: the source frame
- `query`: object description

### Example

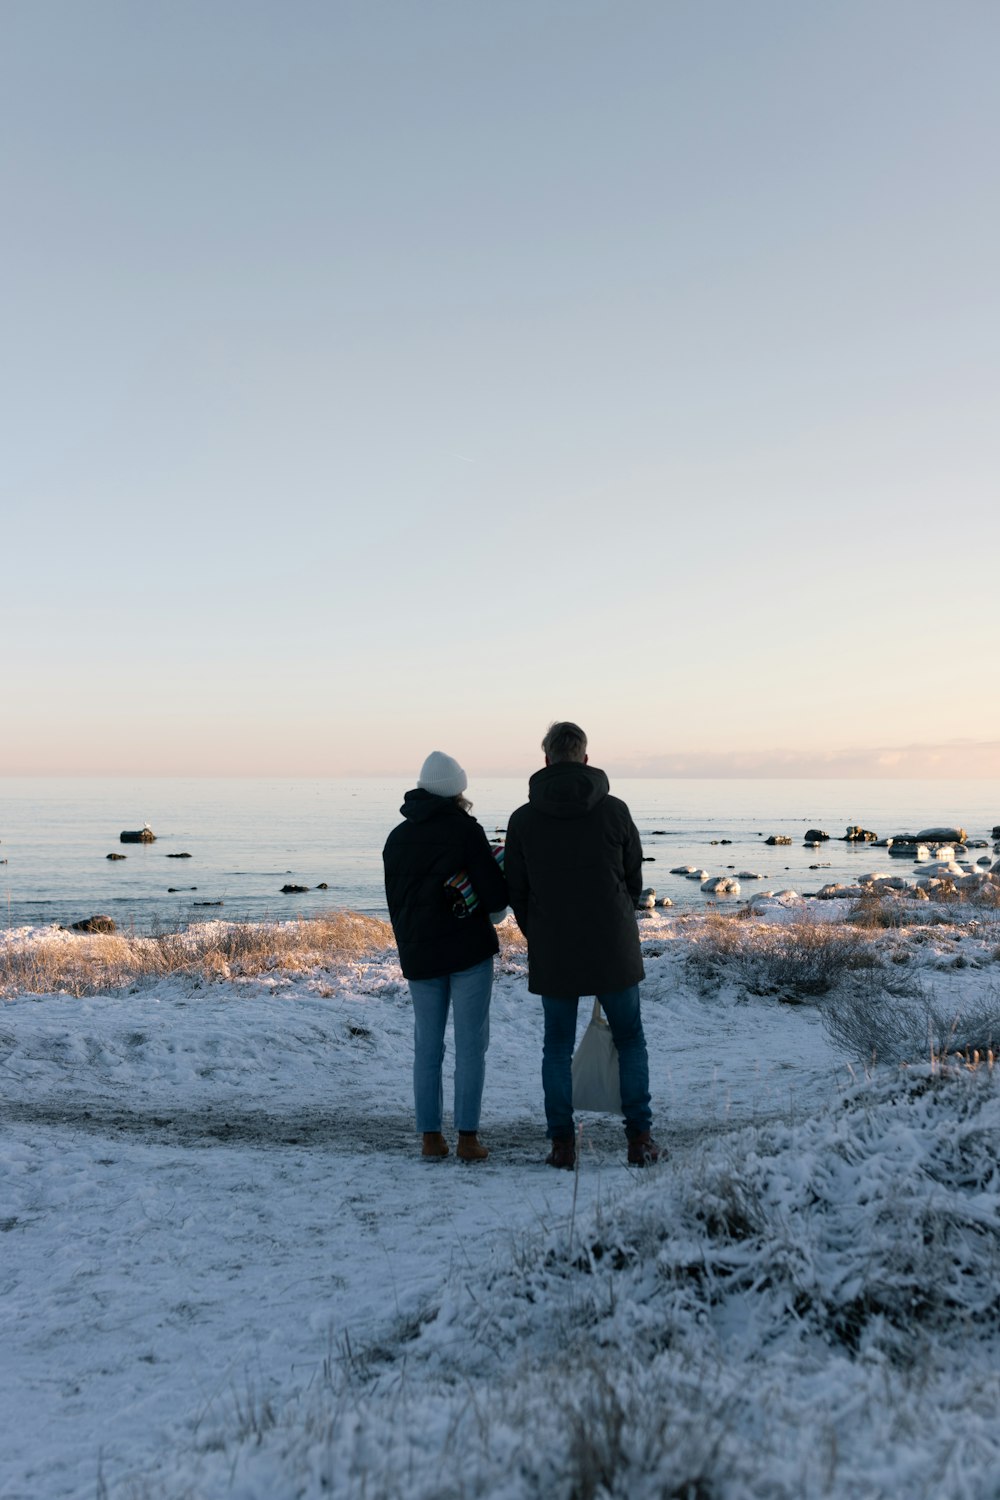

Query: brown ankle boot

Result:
[546,1137,576,1170]
[456,1131,488,1162]
[627,1131,660,1167]
[421,1131,449,1158]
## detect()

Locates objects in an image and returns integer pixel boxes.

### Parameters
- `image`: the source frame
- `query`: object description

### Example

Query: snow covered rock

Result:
[701,876,741,895]
[921,861,965,879]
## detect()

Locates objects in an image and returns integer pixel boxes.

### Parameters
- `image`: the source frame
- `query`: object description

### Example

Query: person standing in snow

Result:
[383,751,508,1162]
[504,722,659,1169]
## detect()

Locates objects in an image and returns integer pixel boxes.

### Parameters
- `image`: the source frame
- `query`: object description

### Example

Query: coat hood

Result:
[526,762,610,819]
[399,787,460,823]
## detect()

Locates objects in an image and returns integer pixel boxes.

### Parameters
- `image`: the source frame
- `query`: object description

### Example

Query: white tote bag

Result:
[571,1000,622,1113]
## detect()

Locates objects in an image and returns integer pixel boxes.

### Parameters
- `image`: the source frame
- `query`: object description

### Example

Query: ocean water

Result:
[1,777,998,933]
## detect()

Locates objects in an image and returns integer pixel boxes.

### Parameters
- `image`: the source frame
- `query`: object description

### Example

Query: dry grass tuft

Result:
[849,889,918,930]
[824,976,1000,1065]
[686,913,881,1003]
[0,911,395,998]
[496,919,527,965]
[851,883,1000,932]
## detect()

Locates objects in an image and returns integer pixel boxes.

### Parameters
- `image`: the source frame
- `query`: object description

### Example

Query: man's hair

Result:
[542,721,588,763]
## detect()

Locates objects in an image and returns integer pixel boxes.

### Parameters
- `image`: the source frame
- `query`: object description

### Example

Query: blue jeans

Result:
[541,985,652,1140]
[408,958,493,1133]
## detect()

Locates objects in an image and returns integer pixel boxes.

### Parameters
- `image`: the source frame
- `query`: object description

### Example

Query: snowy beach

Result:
[2,898,998,1499]
[8,2,1000,1493]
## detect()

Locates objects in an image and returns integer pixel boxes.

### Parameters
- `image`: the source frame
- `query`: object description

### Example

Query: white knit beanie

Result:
[417,750,468,798]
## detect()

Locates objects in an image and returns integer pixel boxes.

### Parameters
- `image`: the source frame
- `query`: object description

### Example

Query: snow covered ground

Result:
[1,902,998,1499]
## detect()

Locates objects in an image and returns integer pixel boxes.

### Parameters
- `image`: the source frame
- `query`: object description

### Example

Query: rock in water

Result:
[120,827,156,843]
[70,915,117,933]
[915,826,967,844]
[106,852,126,861]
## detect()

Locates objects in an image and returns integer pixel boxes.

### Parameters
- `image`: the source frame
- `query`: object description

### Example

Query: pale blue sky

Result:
[4,2,998,777]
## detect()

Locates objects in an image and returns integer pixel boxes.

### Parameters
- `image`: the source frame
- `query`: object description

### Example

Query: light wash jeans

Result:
[408,957,493,1133]
[541,985,652,1140]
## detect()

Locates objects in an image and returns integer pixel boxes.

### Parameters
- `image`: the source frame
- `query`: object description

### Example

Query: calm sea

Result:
[1,777,998,933]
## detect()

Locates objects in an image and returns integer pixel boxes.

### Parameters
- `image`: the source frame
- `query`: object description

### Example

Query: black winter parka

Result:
[504,763,645,998]
[383,791,509,981]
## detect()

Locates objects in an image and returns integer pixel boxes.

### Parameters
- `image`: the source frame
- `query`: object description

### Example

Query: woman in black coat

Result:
[382,751,508,1161]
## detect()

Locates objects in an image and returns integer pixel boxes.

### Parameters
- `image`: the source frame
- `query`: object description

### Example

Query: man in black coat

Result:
[505,722,659,1169]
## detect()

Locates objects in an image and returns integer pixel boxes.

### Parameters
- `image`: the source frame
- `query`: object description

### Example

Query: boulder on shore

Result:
[859,873,909,890]
[70,915,117,934]
[637,888,656,909]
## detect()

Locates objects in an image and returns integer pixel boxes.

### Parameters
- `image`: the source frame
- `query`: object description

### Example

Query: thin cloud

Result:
[608,742,1000,779]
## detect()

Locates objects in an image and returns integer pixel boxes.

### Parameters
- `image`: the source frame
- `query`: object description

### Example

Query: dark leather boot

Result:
[546,1136,576,1170]
[627,1131,660,1166]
